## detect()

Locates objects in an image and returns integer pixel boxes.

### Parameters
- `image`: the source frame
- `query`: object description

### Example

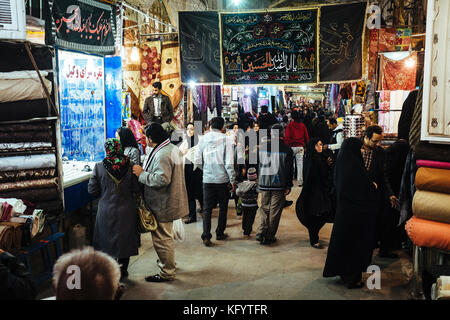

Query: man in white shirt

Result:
[326,117,344,157]
[143,82,173,126]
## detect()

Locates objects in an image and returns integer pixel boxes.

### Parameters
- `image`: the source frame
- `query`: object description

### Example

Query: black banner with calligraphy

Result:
[179,11,221,84]
[45,0,116,55]
[319,2,367,83]
[220,9,318,85]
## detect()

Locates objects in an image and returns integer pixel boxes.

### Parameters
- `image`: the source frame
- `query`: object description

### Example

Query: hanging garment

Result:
[398,149,417,225]
[160,41,184,113]
[380,52,417,91]
[138,41,162,113]
[409,76,423,150]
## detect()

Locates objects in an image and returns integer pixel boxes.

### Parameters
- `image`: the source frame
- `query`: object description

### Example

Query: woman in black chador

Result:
[323,138,378,289]
[296,138,333,249]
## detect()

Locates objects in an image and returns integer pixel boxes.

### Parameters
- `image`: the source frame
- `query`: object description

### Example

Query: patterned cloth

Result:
[361,147,374,172]
[380,52,417,91]
[102,138,130,183]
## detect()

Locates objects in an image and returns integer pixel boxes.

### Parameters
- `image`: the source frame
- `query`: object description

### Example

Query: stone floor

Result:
[37,186,414,300]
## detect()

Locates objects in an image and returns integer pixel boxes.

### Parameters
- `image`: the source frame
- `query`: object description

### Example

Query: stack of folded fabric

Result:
[406,142,450,251]
[0,198,46,250]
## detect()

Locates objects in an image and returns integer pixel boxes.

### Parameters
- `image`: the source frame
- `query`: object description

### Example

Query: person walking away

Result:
[179,123,203,224]
[194,117,236,246]
[296,138,333,249]
[116,127,141,165]
[284,110,309,186]
[132,123,188,282]
[257,105,278,130]
[236,167,259,237]
[88,138,140,280]
[323,138,378,289]
[257,124,294,245]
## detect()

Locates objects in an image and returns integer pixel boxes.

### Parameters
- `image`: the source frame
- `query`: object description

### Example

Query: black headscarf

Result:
[323,137,378,277]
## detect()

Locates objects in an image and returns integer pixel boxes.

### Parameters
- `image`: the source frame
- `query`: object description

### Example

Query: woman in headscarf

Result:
[179,123,203,224]
[296,138,333,248]
[323,138,378,289]
[88,138,141,280]
[116,127,141,166]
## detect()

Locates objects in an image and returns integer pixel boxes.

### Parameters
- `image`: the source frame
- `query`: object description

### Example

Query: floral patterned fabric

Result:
[102,138,130,183]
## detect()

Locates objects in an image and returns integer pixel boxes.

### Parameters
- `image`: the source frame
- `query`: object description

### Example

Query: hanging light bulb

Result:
[131,46,140,62]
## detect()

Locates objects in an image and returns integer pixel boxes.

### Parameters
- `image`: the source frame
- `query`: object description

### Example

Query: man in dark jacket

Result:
[256,124,294,245]
[361,125,399,258]
[0,249,37,300]
[143,82,173,126]
[257,105,278,130]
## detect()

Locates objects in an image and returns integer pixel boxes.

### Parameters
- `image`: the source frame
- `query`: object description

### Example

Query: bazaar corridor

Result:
[37,186,412,300]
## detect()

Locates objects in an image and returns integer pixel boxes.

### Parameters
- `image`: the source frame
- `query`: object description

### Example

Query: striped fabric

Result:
[409,75,423,150]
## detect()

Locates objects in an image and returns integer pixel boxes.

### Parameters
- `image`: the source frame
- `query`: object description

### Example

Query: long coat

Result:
[88,163,140,259]
[139,140,188,223]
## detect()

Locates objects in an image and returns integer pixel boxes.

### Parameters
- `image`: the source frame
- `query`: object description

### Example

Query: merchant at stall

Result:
[143,82,174,130]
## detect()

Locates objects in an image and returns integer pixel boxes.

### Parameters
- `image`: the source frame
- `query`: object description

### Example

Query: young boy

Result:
[235,167,259,237]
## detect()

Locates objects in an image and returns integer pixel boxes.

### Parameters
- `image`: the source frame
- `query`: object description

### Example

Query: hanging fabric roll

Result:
[0,178,59,192]
[0,168,56,183]
[0,154,56,171]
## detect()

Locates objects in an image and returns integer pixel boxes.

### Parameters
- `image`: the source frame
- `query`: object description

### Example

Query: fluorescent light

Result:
[245,88,252,95]
[188,81,196,88]
[233,0,241,6]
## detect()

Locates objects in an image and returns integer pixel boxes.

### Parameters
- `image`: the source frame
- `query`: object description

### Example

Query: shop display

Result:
[343,115,365,138]
[58,49,106,162]
[179,11,221,84]
[319,2,367,83]
[220,8,318,85]
[105,56,123,138]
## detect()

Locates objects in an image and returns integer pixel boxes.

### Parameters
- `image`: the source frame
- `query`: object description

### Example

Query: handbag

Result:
[136,194,157,233]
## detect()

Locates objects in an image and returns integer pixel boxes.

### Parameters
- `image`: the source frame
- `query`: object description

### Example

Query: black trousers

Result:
[202,183,229,240]
[242,206,258,235]
[188,198,203,220]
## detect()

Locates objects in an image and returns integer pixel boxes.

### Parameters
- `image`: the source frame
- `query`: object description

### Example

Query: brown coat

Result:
[142,93,173,124]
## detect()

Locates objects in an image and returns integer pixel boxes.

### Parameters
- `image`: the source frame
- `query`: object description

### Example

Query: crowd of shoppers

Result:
[4,101,411,300]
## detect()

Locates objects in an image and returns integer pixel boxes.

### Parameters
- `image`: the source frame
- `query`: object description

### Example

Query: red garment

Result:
[128,119,147,154]
[284,121,309,148]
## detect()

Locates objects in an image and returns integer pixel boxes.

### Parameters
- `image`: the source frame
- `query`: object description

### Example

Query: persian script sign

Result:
[220,9,318,85]
[319,2,367,82]
[48,0,115,55]
[179,11,221,83]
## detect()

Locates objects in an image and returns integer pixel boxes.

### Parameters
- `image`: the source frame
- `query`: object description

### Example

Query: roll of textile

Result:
[0,168,56,183]
[0,43,53,72]
[0,187,59,203]
[0,70,49,80]
[416,160,450,170]
[0,222,23,249]
[0,99,51,121]
[405,216,450,251]
[0,225,13,251]
[0,123,51,132]
[416,167,450,194]
[0,142,52,150]
[0,178,59,192]
[0,154,56,171]
[412,190,450,224]
[34,200,63,212]
[415,142,450,163]
[0,78,52,103]
[0,130,52,143]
